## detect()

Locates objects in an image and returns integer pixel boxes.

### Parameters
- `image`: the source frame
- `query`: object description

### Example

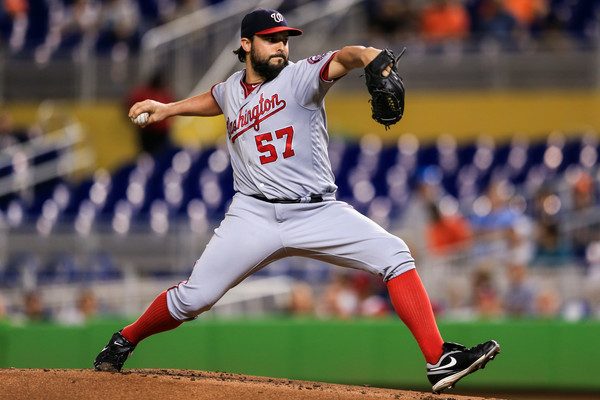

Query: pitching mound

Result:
[0,368,504,400]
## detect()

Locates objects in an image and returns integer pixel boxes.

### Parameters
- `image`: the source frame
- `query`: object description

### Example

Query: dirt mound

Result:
[0,369,504,400]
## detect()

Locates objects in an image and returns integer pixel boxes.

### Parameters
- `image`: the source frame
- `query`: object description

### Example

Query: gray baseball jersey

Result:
[211,51,337,200]
[167,52,415,320]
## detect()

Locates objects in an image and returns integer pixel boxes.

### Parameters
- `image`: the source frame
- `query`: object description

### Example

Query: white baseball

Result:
[133,112,149,125]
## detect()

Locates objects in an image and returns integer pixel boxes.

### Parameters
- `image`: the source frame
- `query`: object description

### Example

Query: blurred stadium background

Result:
[1,0,600,397]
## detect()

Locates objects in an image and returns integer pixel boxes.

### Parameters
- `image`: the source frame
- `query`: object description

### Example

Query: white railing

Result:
[139,0,285,96]
[0,123,94,198]
[141,0,275,53]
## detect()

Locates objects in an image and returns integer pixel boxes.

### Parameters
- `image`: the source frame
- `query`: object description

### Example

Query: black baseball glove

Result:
[364,48,406,129]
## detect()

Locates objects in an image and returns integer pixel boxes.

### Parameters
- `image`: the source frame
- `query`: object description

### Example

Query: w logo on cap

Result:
[270,12,284,22]
[241,9,302,38]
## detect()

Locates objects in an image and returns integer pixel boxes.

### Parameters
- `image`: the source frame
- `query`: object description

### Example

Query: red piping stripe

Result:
[255,26,303,36]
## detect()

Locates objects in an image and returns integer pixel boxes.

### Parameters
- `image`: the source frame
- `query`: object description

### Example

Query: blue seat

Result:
[369,146,396,197]
[102,163,135,215]
[27,178,64,215]
[65,179,93,215]
[24,0,50,53]
[335,142,360,200]
[87,253,123,281]
[561,138,582,171]
[37,255,79,284]
[456,142,477,169]
[0,255,28,287]
[417,144,438,168]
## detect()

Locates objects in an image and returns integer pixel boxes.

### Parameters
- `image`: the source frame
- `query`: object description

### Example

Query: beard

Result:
[250,47,288,82]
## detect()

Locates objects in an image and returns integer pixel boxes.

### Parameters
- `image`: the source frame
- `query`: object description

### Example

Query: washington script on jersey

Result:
[227,92,287,143]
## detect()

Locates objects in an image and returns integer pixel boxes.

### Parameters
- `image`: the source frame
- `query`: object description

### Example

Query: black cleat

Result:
[427,340,500,394]
[93,331,136,372]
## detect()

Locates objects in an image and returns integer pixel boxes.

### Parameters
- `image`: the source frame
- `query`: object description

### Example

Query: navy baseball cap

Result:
[241,9,303,38]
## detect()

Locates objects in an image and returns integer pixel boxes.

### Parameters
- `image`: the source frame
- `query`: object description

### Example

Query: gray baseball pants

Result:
[167,193,415,320]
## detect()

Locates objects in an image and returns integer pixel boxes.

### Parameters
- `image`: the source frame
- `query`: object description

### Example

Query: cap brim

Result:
[255,26,303,36]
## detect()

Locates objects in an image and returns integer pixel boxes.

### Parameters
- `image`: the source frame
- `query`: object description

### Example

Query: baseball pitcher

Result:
[94,9,500,393]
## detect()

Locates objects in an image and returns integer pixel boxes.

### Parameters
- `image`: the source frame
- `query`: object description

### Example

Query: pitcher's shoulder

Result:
[223,70,245,85]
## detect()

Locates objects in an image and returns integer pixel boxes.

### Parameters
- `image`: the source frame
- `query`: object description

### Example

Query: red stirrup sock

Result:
[386,269,444,364]
[121,291,182,345]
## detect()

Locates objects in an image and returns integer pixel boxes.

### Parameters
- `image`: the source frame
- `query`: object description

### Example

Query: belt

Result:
[251,194,323,204]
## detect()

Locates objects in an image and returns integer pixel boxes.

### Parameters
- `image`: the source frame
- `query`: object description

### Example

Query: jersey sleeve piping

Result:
[210,82,223,109]
[319,50,344,83]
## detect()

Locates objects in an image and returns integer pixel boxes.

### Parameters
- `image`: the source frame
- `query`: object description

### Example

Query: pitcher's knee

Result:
[167,285,222,320]
[382,260,416,282]
[380,241,416,281]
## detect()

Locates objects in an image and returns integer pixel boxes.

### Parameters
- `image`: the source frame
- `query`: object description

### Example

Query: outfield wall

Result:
[0,319,597,391]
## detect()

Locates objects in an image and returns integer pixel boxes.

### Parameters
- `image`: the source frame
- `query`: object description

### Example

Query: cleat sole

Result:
[431,340,500,394]
[94,362,120,372]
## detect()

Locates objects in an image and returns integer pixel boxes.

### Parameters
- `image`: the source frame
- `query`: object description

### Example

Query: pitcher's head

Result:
[234,9,302,81]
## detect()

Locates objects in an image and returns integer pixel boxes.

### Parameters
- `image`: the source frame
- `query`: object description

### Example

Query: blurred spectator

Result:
[95,0,140,55]
[59,0,101,56]
[471,265,503,319]
[569,171,599,264]
[136,0,176,29]
[559,0,600,47]
[442,281,474,320]
[1,0,28,53]
[318,272,390,319]
[474,0,519,49]
[399,166,442,261]
[510,200,534,266]
[583,260,600,318]
[0,292,9,323]
[532,219,571,267]
[366,0,417,44]
[352,272,390,317]
[318,272,359,319]
[502,0,548,29]
[287,282,315,316]
[531,0,570,48]
[503,263,535,317]
[420,0,470,45]
[426,201,472,256]
[57,288,99,325]
[470,181,526,263]
[126,69,175,156]
[20,291,52,322]
[561,297,592,321]
[571,171,594,210]
[534,288,561,318]
[530,184,571,267]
